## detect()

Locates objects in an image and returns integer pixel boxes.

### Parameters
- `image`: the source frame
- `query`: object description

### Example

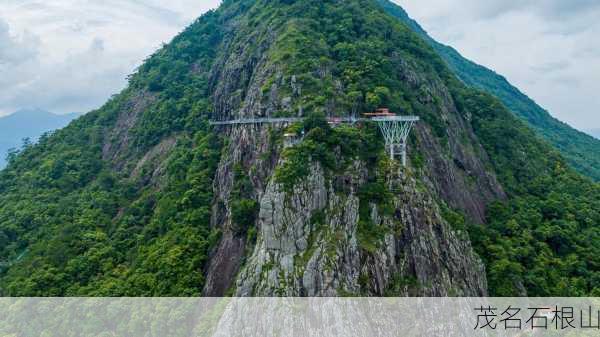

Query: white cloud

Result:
[0,19,40,66]
[0,0,221,116]
[395,0,600,130]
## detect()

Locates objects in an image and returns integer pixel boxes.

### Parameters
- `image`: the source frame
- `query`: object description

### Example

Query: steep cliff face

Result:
[235,162,487,296]
[203,117,491,296]
[198,0,502,296]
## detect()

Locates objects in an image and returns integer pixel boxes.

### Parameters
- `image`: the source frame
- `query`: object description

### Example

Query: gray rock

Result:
[235,162,487,296]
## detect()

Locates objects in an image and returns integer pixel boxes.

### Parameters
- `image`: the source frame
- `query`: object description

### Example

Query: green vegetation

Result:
[270,0,600,296]
[384,273,421,296]
[275,113,392,254]
[230,165,259,236]
[441,204,468,233]
[356,166,394,253]
[378,0,600,181]
[0,6,227,295]
[275,113,383,191]
[460,90,600,296]
[0,125,223,295]
[0,0,597,298]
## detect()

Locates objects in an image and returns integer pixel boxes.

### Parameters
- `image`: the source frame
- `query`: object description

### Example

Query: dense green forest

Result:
[461,91,600,296]
[0,0,598,296]
[378,0,600,182]
[0,7,227,295]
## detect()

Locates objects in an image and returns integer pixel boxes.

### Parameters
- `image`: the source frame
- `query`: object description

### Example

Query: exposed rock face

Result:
[130,136,179,187]
[235,163,487,296]
[203,124,279,296]
[3,0,590,298]
[102,91,157,168]
[394,58,506,224]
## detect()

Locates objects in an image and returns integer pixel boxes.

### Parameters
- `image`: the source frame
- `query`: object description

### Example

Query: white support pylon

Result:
[373,116,419,166]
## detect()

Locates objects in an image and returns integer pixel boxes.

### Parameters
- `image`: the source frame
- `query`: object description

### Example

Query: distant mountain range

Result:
[0,109,81,168]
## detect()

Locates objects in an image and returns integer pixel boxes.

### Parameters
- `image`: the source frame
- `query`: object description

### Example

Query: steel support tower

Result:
[372,116,419,166]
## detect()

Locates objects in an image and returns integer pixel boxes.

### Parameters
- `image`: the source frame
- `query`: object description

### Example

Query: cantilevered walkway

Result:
[210,116,420,165]
[209,116,419,125]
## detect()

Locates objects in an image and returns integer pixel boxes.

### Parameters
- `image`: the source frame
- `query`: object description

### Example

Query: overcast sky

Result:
[0,1,598,130]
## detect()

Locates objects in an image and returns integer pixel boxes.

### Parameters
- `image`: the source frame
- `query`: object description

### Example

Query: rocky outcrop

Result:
[102,90,157,168]
[0,0,571,298]
[130,136,179,187]
[202,124,279,296]
[235,162,487,296]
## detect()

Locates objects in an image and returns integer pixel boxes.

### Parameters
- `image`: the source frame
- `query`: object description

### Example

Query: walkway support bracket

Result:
[372,116,419,166]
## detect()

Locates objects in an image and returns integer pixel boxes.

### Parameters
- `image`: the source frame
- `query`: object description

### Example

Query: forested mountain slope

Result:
[0,0,598,297]
[379,0,600,181]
